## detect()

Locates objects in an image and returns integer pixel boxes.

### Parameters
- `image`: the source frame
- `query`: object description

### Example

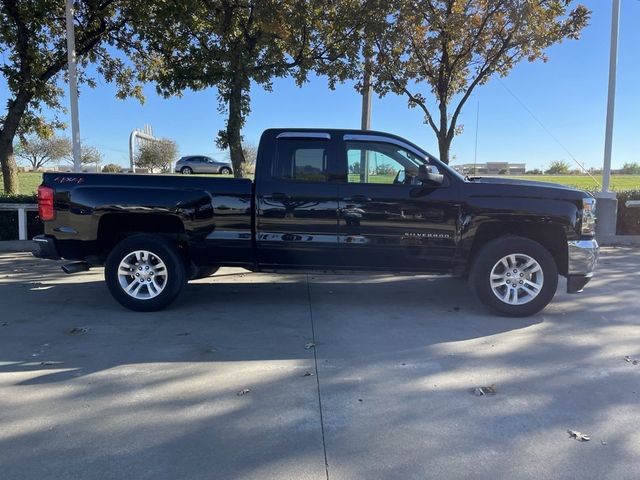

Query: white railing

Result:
[0,203,38,240]
[626,200,640,208]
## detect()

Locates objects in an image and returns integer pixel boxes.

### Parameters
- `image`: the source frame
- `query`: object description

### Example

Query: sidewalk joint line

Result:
[307,274,329,480]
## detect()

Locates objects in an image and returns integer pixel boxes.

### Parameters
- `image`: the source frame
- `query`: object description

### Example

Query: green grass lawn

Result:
[504,175,640,192]
[0,172,43,196]
[3,171,639,196]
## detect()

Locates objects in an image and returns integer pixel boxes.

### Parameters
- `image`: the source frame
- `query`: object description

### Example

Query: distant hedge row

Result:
[616,190,640,236]
[0,190,638,241]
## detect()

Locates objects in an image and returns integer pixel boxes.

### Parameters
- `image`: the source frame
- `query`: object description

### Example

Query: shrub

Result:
[620,162,640,175]
[545,160,571,175]
[102,163,122,173]
[616,190,640,235]
[0,194,43,240]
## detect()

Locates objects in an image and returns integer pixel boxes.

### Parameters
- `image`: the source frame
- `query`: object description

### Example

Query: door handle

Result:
[270,192,290,201]
[342,195,371,202]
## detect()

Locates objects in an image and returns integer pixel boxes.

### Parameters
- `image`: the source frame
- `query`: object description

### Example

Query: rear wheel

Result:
[219,167,232,175]
[105,235,187,311]
[469,236,558,317]
[180,166,193,175]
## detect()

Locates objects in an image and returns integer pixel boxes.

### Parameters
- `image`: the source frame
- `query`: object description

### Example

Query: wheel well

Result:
[97,213,186,260]
[469,222,568,275]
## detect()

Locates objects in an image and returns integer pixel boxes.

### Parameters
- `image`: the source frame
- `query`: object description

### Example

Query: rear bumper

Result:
[32,234,60,260]
[566,239,599,293]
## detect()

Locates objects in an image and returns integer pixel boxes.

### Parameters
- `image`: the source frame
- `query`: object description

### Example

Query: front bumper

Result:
[32,234,60,260]
[566,239,599,293]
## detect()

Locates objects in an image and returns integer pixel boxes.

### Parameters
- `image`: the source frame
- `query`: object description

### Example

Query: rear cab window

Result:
[270,133,339,183]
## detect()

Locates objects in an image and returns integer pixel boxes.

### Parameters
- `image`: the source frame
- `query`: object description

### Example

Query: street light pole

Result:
[595,0,621,238]
[601,0,620,194]
[473,101,480,175]
[65,0,82,172]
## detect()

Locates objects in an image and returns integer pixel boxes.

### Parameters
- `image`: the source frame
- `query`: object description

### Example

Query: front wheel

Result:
[469,236,558,317]
[105,235,187,311]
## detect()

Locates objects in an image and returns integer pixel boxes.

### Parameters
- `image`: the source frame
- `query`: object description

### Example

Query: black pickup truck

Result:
[34,128,599,316]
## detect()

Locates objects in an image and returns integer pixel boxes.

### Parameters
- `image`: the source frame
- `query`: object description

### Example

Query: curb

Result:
[597,235,640,247]
[0,240,36,253]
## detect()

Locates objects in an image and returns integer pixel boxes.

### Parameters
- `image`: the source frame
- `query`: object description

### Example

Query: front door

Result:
[256,133,341,268]
[337,136,459,272]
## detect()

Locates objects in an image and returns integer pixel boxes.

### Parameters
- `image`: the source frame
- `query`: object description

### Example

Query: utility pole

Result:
[359,56,373,183]
[361,58,372,131]
[595,0,620,238]
[65,0,82,172]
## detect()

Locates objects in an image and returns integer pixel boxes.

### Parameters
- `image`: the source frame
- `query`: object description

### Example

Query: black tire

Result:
[219,167,232,175]
[189,266,219,280]
[180,167,193,175]
[468,236,558,317]
[105,235,187,312]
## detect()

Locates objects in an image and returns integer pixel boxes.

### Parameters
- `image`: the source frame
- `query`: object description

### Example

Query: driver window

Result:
[345,141,421,185]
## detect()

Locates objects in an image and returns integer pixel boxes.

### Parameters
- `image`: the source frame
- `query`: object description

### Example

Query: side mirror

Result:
[418,164,444,185]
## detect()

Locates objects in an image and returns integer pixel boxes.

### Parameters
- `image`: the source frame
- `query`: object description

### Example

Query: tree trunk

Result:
[227,78,246,179]
[0,141,19,194]
[437,133,451,165]
[0,93,30,194]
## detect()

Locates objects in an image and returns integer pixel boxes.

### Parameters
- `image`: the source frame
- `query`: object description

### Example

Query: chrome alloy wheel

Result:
[490,253,544,306]
[117,250,168,300]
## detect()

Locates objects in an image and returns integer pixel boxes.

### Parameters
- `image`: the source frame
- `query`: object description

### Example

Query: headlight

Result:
[581,197,596,236]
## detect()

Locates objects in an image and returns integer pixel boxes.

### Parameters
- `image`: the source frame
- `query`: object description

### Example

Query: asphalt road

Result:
[0,247,639,480]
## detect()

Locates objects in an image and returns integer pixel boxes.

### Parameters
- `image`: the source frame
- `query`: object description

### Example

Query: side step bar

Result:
[61,262,90,274]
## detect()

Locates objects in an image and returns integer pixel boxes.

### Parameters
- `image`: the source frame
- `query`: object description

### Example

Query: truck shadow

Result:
[0,258,541,386]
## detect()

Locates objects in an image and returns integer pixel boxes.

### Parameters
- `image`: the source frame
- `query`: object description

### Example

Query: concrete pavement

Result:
[0,248,639,479]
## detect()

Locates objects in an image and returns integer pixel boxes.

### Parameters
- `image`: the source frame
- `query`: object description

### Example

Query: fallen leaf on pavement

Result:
[624,356,639,365]
[304,342,316,350]
[473,384,497,396]
[176,332,190,336]
[302,371,315,377]
[67,327,88,335]
[568,430,590,442]
[237,388,250,396]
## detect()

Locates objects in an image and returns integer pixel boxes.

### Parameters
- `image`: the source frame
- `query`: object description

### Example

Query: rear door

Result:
[256,132,341,268]
[337,134,459,272]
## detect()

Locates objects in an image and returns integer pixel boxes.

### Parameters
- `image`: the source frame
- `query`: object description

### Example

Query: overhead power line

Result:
[498,79,601,187]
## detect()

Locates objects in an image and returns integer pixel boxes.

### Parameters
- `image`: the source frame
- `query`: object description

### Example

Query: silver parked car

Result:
[175,156,233,175]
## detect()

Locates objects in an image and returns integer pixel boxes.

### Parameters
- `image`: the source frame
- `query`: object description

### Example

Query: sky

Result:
[2,0,639,171]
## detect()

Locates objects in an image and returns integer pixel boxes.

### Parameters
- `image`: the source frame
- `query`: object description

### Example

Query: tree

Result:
[135,139,177,173]
[15,135,71,170]
[61,143,103,170]
[545,160,570,175]
[226,142,258,173]
[620,162,640,175]
[128,1,362,178]
[367,0,589,164]
[0,0,143,193]
[102,163,122,173]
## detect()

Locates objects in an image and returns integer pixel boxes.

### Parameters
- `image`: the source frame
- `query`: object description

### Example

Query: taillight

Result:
[38,185,55,221]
